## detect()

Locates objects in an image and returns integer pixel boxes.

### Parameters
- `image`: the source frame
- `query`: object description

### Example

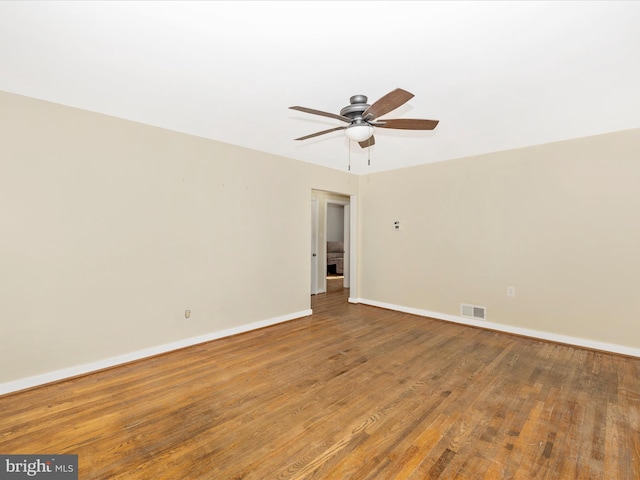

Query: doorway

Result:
[310,190,356,299]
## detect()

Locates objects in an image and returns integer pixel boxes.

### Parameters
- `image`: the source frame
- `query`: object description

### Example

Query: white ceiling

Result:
[1,1,639,174]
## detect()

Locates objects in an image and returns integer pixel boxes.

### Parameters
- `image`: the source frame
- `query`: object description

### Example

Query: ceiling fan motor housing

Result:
[340,95,370,121]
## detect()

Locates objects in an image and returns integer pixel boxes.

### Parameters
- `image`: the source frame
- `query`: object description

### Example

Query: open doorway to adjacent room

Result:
[310,190,355,298]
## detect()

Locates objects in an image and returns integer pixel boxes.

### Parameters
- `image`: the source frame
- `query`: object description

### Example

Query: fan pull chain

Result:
[368,139,371,166]
[348,141,351,171]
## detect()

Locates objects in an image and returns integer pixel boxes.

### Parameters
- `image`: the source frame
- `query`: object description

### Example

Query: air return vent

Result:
[461,304,486,320]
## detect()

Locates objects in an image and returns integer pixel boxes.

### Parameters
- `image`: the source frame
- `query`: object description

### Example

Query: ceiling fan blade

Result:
[362,88,414,120]
[358,136,375,148]
[377,118,439,130]
[294,126,346,141]
[289,106,351,123]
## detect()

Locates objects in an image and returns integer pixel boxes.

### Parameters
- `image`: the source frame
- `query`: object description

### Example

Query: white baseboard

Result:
[357,298,640,358]
[0,309,312,396]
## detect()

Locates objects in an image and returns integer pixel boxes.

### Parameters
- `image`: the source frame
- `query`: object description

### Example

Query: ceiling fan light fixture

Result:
[344,124,374,143]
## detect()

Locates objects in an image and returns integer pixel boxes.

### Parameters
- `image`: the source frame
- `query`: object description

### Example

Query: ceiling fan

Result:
[289,88,439,148]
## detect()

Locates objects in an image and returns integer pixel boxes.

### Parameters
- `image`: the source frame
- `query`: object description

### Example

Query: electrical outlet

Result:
[185,309,191,319]
[507,287,515,297]
[393,220,401,231]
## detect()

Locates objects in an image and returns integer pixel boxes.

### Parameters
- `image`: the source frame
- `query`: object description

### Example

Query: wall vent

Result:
[461,304,486,320]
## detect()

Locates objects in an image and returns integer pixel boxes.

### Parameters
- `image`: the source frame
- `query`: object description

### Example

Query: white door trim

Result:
[348,195,357,297]
[310,197,319,295]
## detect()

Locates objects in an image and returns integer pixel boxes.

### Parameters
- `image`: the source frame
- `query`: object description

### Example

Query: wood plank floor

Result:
[1,278,639,479]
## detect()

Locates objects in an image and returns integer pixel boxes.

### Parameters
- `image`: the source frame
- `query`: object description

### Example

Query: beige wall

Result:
[359,128,640,350]
[0,91,357,384]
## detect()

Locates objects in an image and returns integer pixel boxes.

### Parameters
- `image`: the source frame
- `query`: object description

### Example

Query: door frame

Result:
[311,190,357,300]
[347,195,357,301]
[310,197,319,295]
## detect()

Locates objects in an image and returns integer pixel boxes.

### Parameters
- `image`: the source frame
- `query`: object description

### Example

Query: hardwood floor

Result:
[1,279,639,479]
